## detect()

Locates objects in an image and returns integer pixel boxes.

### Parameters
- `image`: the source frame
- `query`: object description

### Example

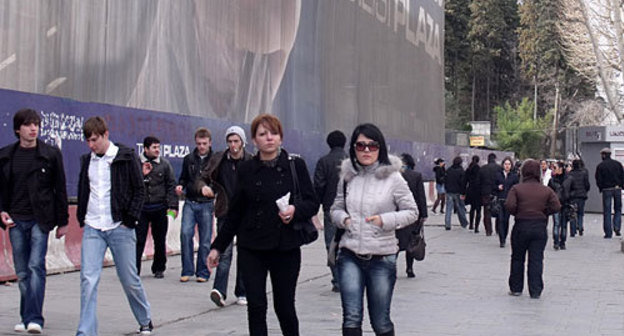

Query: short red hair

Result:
[250,114,283,139]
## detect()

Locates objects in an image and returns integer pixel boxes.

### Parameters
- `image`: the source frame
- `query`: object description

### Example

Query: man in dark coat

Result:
[595,147,624,238]
[479,153,501,236]
[567,159,590,236]
[396,153,428,278]
[0,108,69,334]
[313,130,347,291]
[444,156,468,230]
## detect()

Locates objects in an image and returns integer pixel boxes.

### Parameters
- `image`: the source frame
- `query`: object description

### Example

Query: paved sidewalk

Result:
[0,213,623,335]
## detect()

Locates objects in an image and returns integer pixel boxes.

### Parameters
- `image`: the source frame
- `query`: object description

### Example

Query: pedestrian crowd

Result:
[0,108,621,336]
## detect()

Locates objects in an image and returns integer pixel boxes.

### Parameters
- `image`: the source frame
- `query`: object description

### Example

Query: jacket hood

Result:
[521,159,541,182]
[340,155,402,182]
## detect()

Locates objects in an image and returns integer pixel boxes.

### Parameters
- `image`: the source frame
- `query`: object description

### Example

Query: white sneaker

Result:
[236,296,248,306]
[26,322,42,334]
[14,323,26,332]
[210,289,226,307]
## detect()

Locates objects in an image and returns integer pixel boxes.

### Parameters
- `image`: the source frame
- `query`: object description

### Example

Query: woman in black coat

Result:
[465,155,482,232]
[207,114,320,336]
[494,157,519,247]
[396,153,428,278]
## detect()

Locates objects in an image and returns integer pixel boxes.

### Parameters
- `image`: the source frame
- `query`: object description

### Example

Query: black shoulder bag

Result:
[288,156,319,245]
[327,181,347,267]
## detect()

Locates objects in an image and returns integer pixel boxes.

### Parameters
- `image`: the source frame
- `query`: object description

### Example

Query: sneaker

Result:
[236,296,248,306]
[196,277,207,283]
[210,289,226,307]
[14,323,26,332]
[26,322,42,334]
[179,276,190,282]
[138,321,153,335]
[508,291,522,296]
[154,271,164,279]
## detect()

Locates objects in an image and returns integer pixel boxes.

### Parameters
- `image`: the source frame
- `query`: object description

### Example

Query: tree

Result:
[494,98,551,158]
[445,0,473,125]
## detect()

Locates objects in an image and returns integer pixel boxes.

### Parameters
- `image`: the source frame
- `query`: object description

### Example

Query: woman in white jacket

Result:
[331,123,418,336]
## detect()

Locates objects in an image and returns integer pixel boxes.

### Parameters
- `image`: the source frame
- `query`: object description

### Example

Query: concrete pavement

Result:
[1,212,623,335]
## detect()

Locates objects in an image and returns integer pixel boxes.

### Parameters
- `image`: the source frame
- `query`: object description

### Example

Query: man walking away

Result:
[136,136,178,278]
[479,153,501,236]
[0,108,69,334]
[444,156,468,230]
[567,159,590,236]
[313,130,348,292]
[595,147,624,238]
[76,116,152,335]
[176,128,215,282]
[198,126,252,307]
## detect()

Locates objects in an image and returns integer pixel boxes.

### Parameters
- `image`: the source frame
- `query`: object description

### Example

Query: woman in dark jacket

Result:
[505,159,560,299]
[431,158,446,214]
[494,157,519,247]
[567,159,590,236]
[207,114,320,336]
[465,155,482,232]
[396,153,428,278]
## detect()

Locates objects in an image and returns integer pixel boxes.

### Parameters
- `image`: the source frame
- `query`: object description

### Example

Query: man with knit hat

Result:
[198,125,252,307]
[595,147,624,238]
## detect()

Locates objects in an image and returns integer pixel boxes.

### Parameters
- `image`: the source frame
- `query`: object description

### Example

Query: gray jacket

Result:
[331,155,418,255]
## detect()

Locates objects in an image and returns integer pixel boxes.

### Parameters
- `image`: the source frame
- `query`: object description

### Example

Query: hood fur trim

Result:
[340,155,403,182]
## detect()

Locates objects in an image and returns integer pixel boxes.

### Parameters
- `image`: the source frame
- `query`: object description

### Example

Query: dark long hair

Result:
[349,123,390,170]
[468,155,479,169]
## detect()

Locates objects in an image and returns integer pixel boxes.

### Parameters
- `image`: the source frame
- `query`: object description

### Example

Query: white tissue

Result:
[276,192,291,212]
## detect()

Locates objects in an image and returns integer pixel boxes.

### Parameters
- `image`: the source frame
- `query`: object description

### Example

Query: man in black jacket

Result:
[595,147,624,238]
[444,156,468,230]
[0,108,69,334]
[198,126,252,307]
[567,159,590,236]
[479,153,501,236]
[313,130,347,292]
[135,136,178,278]
[176,127,214,282]
[76,116,152,335]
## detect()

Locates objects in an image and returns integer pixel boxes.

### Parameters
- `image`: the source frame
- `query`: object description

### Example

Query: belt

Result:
[340,248,387,261]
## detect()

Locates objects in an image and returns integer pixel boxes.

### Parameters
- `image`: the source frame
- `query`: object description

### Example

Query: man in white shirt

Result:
[540,160,552,186]
[75,116,153,335]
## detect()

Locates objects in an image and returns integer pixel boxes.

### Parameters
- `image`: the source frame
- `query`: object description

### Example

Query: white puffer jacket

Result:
[330,155,418,255]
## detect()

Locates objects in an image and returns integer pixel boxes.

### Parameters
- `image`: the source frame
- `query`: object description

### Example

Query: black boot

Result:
[343,327,362,336]
[378,329,395,336]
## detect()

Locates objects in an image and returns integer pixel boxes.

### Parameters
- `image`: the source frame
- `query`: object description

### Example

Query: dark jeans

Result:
[238,247,301,336]
[509,220,548,297]
[552,212,566,247]
[469,205,481,229]
[601,188,621,237]
[479,195,493,235]
[323,210,339,287]
[136,207,168,275]
[496,205,511,245]
[10,220,49,327]
[212,218,245,299]
[571,198,586,234]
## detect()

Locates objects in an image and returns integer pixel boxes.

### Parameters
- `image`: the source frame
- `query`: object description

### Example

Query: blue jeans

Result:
[572,199,586,233]
[552,212,566,247]
[77,225,151,336]
[337,249,396,334]
[212,218,245,299]
[602,189,622,237]
[445,193,468,229]
[9,220,49,327]
[180,200,214,278]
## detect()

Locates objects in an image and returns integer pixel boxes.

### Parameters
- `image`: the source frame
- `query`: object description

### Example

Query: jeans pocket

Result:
[382,254,397,265]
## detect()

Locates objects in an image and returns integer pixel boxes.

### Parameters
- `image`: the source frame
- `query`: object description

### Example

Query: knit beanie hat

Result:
[225,126,247,146]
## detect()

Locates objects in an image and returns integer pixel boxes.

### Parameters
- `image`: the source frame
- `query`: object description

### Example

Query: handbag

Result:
[288,156,319,245]
[327,181,347,267]
[407,220,426,261]
[489,196,502,217]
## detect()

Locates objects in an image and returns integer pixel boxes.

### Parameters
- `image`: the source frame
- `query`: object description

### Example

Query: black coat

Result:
[444,164,466,194]
[178,147,213,202]
[479,161,502,196]
[567,168,590,200]
[465,164,481,206]
[396,169,428,251]
[433,165,446,185]
[595,157,624,192]
[0,139,69,232]
[212,150,320,252]
[313,147,348,212]
[494,170,519,199]
[77,144,145,229]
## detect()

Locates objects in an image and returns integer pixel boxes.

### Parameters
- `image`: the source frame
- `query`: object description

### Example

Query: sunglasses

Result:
[354,141,380,152]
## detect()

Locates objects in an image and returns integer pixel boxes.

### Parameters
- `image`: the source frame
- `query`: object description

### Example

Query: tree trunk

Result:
[533,74,538,120]
[550,82,560,157]
[471,73,476,121]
